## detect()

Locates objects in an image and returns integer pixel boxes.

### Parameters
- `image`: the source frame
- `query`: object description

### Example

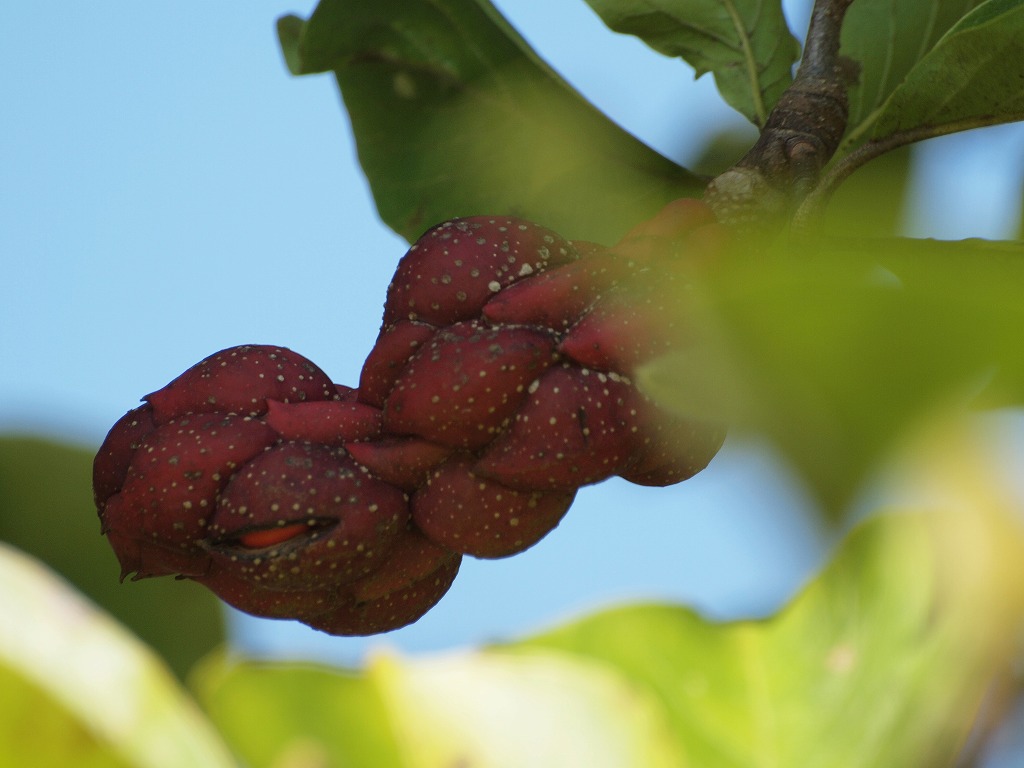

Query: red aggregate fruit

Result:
[94,199,726,636]
[307,554,462,636]
[265,398,383,443]
[558,284,683,375]
[101,412,278,578]
[474,364,635,491]
[619,391,727,487]
[93,403,157,511]
[208,442,409,589]
[238,523,310,549]
[480,254,620,330]
[382,216,577,327]
[351,524,459,602]
[358,321,437,408]
[383,321,559,449]
[145,345,336,423]
[193,564,339,622]
[412,454,575,559]
[344,437,452,491]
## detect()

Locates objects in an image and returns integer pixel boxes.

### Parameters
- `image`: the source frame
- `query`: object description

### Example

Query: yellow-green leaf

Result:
[0,436,225,679]
[518,437,1024,766]
[0,543,236,768]
[370,649,684,768]
[191,653,402,768]
[193,432,1024,768]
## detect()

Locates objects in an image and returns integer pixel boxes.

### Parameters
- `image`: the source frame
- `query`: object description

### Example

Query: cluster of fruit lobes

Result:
[93,199,727,636]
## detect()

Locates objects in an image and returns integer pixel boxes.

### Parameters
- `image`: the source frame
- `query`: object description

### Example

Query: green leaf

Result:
[194,500,1023,768]
[517,505,1024,767]
[819,146,913,238]
[0,666,132,768]
[192,654,403,768]
[194,647,681,768]
[0,436,225,679]
[0,543,236,768]
[192,446,1024,768]
[369,650,684,768]
[277,0,704,245]
[581,0,800,126]
[870,0,1024,141]
[840,0,989,147]
[637,236,1024,510]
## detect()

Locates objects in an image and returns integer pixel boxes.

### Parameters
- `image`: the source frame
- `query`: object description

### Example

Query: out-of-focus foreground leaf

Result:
[638,235,1024,511]
[839,0,988,147]
[194,648,681,768]
[192,655,403,768]
[277,0,703,245]
[581,0,800,126]
[819,147,913,238]
[0,543,236,768]
[194,440,1024,767]
[869,0,1024,141]
[0,437,224,678]
[519,431,1024,766]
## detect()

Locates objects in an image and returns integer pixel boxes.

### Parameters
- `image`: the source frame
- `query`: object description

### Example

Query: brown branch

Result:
[704,0,858,231]
[800,0,855,80]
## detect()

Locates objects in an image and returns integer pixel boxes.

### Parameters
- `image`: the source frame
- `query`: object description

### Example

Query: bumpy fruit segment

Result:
[307,554,461,636]
[344,437,452,491]
[619,394,726,487]
[100,412,278,578]
[145,345,336,423]
[351,525,457,602]
[194,565,339,622]
[264,399,383,443]
[209,442,408,589]
[93,404,156,511]
[358,321,437,408]
[480,254,619,330]
[474,364,634,491]
[382,217,577,327]
[384,322,559,449]
[412,454,575,559]
[94,199,727,636]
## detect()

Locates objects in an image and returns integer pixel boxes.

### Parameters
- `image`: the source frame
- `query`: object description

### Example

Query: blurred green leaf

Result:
[192,653,402,768]
[277,0,704,245]
[840,0,988,147]
[820,146,912,238]
[0,543,236,768]
[518,505,1024,767]
[638,236,1024,510]
[870,0,1024,141]
[581,0,800,125]
[0,665,131,768]
[689,125,760,177]
[194,497,1024,768]
[369,650,683,767]
[0,436,225,679]
[194,646,681,768]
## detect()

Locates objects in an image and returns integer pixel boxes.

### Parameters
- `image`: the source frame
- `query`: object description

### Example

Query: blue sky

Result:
[2,1,1022,672]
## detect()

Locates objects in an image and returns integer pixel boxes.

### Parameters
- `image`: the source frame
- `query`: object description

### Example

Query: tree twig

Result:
[704,0,858,231]
[793,114,1022,227]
